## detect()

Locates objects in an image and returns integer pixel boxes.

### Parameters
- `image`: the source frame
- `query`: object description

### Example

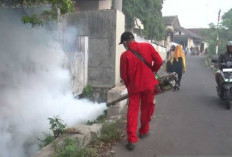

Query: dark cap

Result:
[119,31,134,44]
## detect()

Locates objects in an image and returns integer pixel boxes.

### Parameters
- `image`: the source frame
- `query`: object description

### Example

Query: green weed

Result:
[53,138,97,157]
[100,121,122,142]
[39,116,67,148]
[81,85,93,99]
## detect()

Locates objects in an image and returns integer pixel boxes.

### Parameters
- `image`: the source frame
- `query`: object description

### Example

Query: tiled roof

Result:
[163,15,181,30]
[180,27,202,39]
[187,28,208,40]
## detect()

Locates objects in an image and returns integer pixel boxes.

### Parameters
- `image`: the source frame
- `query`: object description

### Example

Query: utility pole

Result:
[216,9,221,55]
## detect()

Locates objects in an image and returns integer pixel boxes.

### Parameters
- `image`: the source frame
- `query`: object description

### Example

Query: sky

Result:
[162,0,232,28]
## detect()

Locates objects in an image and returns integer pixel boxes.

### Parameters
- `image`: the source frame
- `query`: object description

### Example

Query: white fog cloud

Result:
[0,9,107,157]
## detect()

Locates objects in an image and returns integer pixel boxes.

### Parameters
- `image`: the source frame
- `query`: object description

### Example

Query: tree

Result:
[220,9,232,42]
[122,0,165,41]
[202,9,232,55]
[0,0,75,27]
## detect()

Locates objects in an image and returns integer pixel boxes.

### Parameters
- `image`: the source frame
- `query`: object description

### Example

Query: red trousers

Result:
[127,89,155,143]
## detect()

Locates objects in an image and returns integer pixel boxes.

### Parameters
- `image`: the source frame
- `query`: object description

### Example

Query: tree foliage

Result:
[1,0,75,27]
[202,9,232,55]
[122,0,165,41]
[221,9,232,31]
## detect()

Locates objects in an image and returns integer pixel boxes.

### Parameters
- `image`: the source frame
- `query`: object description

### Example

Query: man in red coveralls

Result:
[119,31,163,150]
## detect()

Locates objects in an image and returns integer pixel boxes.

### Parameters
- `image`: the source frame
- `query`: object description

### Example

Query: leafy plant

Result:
[48,116,67,138]
[80,85,93,99]
[2,0,76,27]
[22,14,43,27]
[38,116,67,148]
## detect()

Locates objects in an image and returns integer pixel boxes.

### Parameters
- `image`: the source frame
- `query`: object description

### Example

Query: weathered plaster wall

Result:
[115,11,125,85]
[112,0,122,11]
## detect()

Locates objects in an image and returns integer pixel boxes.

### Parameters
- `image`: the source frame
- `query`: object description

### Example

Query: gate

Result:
[62,34,88,96]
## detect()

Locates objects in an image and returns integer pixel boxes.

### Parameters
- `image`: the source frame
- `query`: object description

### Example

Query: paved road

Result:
[113,55,232,157]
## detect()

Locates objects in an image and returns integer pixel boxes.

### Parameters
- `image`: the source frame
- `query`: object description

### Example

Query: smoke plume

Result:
[0,8,107,157]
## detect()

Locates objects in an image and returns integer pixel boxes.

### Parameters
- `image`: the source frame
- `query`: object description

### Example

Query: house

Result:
[174,27,208,55]
[162,15,181,50]
[187,28,208,54]
[163,15,208,55]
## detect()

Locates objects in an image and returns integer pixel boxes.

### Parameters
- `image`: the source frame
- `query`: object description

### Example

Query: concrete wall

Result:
[112,0,122,11]
[115,11,125,85]
[153,44,167,60]
[61,10,125,89]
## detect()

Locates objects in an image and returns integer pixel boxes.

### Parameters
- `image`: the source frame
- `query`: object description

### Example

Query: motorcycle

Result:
[215,61,232,109]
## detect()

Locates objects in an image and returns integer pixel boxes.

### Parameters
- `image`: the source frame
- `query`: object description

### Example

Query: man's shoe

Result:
[138,133,149,139]
[126,142,135,151]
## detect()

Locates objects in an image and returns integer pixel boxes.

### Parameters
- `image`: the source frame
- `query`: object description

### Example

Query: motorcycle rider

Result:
[215,41,232,92]
[218,41,232,68]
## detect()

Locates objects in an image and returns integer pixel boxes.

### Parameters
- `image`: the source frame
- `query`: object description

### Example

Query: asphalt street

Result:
[113,55,232,157]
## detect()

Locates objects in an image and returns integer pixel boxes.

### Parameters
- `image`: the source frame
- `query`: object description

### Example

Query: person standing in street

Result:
[165,45,176,73]
[167,45,176,60]
[119,31,163,151]
[170,44,186,90]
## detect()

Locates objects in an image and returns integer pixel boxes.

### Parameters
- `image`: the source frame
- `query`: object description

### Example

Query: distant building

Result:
[187,28,208,53]
[163,15,208,55]
[174,27,208,55]
[162,15,181,50]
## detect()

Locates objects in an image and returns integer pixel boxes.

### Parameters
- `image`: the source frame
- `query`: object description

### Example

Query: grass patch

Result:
[53,138,97,157]
[100,121,122,142]
[52,121,123,157]
[39,115,124,156]
[88,121,124,156]
[38,133,55,148]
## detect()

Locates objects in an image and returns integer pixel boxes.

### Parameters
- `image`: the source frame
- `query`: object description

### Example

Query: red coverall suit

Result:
[120,41,162,143]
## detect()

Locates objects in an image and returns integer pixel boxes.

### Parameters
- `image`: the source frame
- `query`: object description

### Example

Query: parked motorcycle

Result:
[215,61,232,109]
